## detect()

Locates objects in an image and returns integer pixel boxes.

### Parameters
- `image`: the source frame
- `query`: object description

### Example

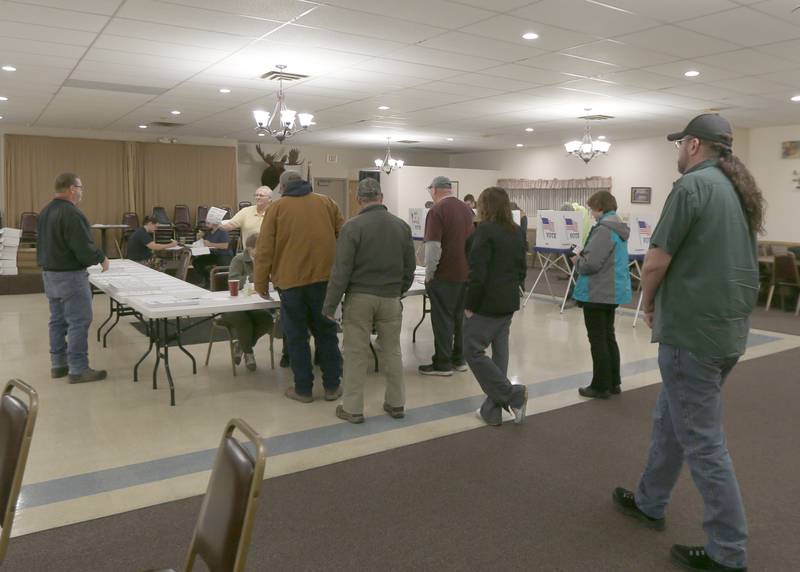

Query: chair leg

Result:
[205,324,216,366]
[228,334,237,377]
[765,285,775,311]
[269,333,275,369]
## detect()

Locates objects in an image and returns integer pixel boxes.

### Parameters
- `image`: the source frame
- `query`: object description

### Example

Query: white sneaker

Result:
[510,386,528,424]
[453,363,469,372]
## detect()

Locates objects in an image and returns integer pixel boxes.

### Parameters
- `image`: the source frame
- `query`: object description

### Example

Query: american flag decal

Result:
[541,217,554,232]
[564,218,577,232]
[639,220,652,237]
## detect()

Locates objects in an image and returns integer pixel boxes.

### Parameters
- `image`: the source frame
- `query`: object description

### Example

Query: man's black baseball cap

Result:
[667,113,733,149]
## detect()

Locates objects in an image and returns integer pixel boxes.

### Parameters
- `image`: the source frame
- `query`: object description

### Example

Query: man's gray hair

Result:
[278,170,303,194]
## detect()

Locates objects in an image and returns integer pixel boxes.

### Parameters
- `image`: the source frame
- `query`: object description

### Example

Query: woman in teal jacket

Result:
[572,191,632,399]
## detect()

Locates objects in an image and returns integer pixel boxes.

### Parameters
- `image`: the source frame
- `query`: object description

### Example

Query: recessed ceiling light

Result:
[1,65,15,72]
[138,124,148,129]
[258,132,266,137]
[684,70,700,77]
[525,127,534,132]
[170,110,181,115]
[598,135,607,140]
[0,96,8,101]
[446,137,454,141]
[219,88,231,93]
[516,143,524,148]
[791,95,800,102]
[0,116,4,120]
[522,32,539,40]
[377,105,391,110]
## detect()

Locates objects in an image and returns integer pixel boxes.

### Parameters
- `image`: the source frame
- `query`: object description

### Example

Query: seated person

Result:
[223,233,274,371]
[193,221,233,287]
[125,216,177,265]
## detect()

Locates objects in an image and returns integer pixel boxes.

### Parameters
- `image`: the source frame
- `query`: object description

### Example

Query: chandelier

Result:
[564,111,610,164]
[374,138,404,174]
[252,65,313,142]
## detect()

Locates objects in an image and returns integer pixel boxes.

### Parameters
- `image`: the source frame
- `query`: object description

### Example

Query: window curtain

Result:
[498,177,612,216]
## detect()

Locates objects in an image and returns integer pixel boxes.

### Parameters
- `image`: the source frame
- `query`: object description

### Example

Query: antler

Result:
[255,144,275,166]
[287,148,304,165]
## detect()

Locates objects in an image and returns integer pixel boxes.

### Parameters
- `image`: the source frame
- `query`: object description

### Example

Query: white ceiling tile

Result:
[92,35,229,62]
[755,38,800,63]
[641,60,741,82]
[460,15,596,52]
[262,25,405,56]
[102,19,254,51]
[382,45,504,72]
[354,59,465,80]
[0,50,78,70]
[68,68,181,89]
[599,69,684,90]
[479,64,568,85]
[563,39,678,68]
[759,68,800,85]
[0,1,110,32]
[410,80,509,98]
[164,0,317,21]
[450,0,536,10]
[419,31,546,63]
[520,52,622,77]
[317,0,494,29]
[208,44,368,79]
[292,6,446,44]
[557,78,643,97]
[633,91,722,111]
[445,72,543,91]
[603,0,739,22]
[162,82,267,102]
[0,64,71,86]
[512,0,660,37]
[711,76,796,95]
[748,0,800,19]
[663,83,736,101]
[0,21,97,46]
[9,0,123,16]
[695,48,800,74]
[616,25,742,58]
[320,69,428,90]
[679,7,800,46]
[116,0,286,37]
[82,48,209,72]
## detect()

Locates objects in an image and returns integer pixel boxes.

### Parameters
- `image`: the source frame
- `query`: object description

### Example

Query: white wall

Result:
[378,165,501,223]
[746,124,800,242]
[449,129,751,220]
[237,143,450,207]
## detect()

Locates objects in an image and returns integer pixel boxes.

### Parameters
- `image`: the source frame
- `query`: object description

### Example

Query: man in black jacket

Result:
[37,172,109,383]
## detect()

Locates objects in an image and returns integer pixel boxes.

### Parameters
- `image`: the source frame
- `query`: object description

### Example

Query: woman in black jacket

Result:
[464,187,529,426]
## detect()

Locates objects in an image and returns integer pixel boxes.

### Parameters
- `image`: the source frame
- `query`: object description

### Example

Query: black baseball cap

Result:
[667,113,733,149]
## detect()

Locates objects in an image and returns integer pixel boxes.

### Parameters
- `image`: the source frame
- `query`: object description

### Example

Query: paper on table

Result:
[204,206,227,225]
[190,239,210,256]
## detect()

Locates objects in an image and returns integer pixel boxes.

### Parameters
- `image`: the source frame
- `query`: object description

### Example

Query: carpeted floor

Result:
[6,348,800,571]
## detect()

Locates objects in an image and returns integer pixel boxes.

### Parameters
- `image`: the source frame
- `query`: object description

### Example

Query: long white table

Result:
[90,260,425,406]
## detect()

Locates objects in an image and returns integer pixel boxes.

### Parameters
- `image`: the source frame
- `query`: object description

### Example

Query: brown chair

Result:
[765,253,800,315]
[237,201,251,211]
[175,249,192,282]
[196,205,209,230]
[18,212,37,245]
[145,418,266,572]
[0,379,39,564]
[227,229,241,254]
[220,206,232,220]
[173,204,191,227]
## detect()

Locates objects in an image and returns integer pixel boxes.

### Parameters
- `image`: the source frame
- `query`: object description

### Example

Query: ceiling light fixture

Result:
[684,70,700,77]
[446,137,454,141]
[1,65,15,72]
[522,32,539,40]
[791,95,800,102]
[565,109,611,164]
[0,116,4,120]
[219,88,231,93]
[138,124,148,129]
[377,105,390,110]
[525,127,534,132]
[516,143,524,148]
[170,110,181,115]
[598,135,607,140]
[374,138,404,175]
[0,96,8,101]
[252,64,314,143]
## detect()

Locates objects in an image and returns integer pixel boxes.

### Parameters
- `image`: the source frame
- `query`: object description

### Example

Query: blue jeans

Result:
[636,344,747,568]
[43,270,93,375]
[279,281,342,395]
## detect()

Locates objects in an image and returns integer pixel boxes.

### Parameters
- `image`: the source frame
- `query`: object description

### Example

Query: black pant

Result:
[427,279,466,369]
[582,304,621,392]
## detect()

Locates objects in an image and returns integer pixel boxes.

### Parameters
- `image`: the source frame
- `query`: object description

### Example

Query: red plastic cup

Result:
[228,279,239,297]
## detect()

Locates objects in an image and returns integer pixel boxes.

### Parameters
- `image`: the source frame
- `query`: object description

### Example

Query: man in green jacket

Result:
[322,178,416,423]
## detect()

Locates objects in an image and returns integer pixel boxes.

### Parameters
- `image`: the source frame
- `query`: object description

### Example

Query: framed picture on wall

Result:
[781,141,800,159]
[451,180,460,198]
[631,187,652,204]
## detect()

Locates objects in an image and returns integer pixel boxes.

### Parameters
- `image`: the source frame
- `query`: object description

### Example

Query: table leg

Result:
[133,318,154,382]
[160,318,176,406]
[175,317,197,374]
[560,263,576,313]
[523,254,551,307]
[633,291,644,327]
[412,294,429,343]
[96,297,115,342]
[102,300,123,348]
[152,318,162,390]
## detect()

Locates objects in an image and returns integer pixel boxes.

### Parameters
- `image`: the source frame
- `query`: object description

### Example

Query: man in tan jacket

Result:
[254,170,345,403]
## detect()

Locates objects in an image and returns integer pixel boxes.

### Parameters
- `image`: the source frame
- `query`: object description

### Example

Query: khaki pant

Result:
[342,293,404,415]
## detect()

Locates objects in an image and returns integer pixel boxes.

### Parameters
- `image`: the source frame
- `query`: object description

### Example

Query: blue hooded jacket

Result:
[572,212,632,305]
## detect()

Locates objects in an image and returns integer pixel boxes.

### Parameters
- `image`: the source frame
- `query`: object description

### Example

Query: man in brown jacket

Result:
[254,170,345,403]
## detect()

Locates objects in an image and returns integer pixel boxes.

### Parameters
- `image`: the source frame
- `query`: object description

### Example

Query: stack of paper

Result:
[0,228,21,276]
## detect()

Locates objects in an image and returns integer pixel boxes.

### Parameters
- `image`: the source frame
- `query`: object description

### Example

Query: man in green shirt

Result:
[612,114,765,572]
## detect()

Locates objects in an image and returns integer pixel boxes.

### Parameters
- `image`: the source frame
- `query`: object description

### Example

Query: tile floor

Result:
[1,290,797,537]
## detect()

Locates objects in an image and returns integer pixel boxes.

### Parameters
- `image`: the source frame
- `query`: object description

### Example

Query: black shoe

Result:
[578,385,610,399]
[612,487,665,531]
[670,545,746,571]
[51,366,68,379]
[280,354,290,368]
[419,364,453,377]
[68,368,108,384]
[611,384,621,395]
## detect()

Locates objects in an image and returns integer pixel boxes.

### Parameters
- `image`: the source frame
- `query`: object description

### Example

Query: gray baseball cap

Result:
[667,113,733,149]
[428,175,452,190]
[357,177,381,199]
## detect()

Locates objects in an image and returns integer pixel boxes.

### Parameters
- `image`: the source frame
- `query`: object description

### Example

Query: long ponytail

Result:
[709,142,766,235]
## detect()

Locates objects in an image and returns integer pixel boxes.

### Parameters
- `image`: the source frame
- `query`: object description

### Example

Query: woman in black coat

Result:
[464,187,529,426]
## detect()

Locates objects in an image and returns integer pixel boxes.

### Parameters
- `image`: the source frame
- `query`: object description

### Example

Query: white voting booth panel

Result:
[408,208,430,240]
[626,213,657,256]
[535,210,585,249]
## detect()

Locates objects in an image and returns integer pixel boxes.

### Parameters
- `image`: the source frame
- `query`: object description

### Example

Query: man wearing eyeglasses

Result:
[613,114,764,572]
[220,186,275,245]
[37,172,109,384]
